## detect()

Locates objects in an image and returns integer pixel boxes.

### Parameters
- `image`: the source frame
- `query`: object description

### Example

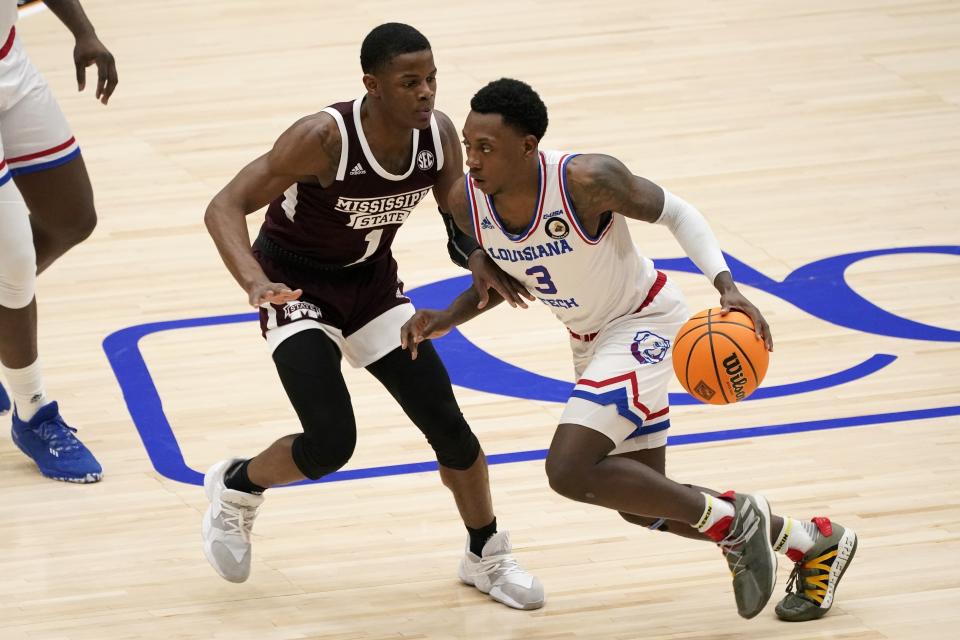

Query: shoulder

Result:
[269,112,343,178]
[565,153,631,189]
[566,153,663,222]
[563,154,631,213]
[432,109,459,143]
[446,174,469,210]
[277,112,342,162]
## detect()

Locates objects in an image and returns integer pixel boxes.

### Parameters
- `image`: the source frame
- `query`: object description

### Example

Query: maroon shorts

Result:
[254,241,412,367]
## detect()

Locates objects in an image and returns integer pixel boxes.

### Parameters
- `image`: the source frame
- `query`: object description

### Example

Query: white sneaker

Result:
[201,458,264,583]
[458,530,545,610]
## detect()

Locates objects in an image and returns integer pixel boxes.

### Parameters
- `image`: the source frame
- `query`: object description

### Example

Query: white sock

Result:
[693,492,736,536]
[772,517,818,555]
[1,359,48,421]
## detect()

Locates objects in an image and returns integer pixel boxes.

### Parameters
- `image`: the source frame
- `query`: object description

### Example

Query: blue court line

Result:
[102,311,922,486]
[305,404,960,484]
[100,303,960,485]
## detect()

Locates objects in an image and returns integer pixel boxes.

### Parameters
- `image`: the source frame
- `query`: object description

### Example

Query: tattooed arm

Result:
[563,154,772,348]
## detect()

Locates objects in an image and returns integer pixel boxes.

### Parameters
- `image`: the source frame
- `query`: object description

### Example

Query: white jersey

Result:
[1,1,16,39]
[468,149,659,335]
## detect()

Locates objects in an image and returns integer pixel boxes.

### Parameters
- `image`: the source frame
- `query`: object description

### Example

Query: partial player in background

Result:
[403,78,857,621]
[0,0,117,482]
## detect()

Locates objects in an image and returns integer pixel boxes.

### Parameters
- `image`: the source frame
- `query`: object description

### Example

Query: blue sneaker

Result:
[11,401,102,483]
[0,381,9,415]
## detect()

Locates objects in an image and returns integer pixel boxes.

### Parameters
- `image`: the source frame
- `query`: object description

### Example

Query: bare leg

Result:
[439,449,495,529]
[545,423,707,523]
[613,446,785,542]
[14,156,97,274]
[0,298,37,369]
[245,435,306,488]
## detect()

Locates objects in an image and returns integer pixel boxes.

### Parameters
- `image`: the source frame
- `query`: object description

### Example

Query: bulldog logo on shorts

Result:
[630,331,670,364]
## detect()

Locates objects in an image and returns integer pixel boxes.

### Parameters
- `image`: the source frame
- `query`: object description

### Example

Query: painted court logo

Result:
[630,331,670,364]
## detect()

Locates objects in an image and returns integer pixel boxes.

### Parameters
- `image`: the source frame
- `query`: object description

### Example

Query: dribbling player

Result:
[402,78,857,621]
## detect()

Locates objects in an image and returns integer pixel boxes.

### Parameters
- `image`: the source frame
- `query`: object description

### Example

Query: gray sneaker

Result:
[458,531,545,610]
[775,518,858,621]
[719,493,777,619]
[201,458,264,583]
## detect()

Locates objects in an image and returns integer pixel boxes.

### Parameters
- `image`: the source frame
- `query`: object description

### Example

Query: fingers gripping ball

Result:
[672,308,769,405]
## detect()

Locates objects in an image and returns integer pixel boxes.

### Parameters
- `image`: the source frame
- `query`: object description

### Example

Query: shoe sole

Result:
[458,561,544,610]
[775,528,858,621]
[822,528,857,610]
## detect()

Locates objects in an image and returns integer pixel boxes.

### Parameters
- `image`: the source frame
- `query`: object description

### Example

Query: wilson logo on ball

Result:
[722,353,748,400]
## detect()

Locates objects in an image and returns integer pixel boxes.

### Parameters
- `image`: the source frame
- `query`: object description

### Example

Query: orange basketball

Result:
[672,308,769,405]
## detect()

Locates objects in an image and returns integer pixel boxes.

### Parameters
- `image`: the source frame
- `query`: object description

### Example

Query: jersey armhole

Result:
[430,114,445,171]
[321,107,349,181]
[465,176,483,248]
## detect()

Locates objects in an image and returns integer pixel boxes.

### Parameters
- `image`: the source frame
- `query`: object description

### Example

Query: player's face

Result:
[370,50,437,129]
[462,111,536,195]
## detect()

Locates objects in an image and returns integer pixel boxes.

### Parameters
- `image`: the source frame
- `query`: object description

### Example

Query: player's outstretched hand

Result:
[467,250,534,309]
[74,35,118,104]
[719,290,773,351]
[400,310,454,360]
[247,281,303,308]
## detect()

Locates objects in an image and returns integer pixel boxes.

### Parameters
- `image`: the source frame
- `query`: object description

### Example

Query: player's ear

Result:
[362,73,380,97]
[522,135,539,157]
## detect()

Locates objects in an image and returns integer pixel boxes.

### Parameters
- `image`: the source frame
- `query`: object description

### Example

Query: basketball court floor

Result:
[2,1,958,638]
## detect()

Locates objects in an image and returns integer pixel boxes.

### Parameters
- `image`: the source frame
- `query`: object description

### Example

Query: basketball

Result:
[672,308,769,405]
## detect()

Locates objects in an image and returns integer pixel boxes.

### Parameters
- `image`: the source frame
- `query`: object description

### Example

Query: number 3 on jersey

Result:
[525,265,557,294]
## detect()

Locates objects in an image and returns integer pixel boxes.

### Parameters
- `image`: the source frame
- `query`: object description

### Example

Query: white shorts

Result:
[560,275,688,454]
[0,29,80,188]
[264,302,415,369]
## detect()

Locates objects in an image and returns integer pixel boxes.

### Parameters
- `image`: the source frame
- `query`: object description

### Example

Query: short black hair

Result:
[360,23,431,74]
[470,78,549,140]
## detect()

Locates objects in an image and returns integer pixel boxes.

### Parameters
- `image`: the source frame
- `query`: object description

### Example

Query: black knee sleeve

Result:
[291,430,356,480]
[273,329,358,480]
[425,414,481,470]
[366,341,481,471]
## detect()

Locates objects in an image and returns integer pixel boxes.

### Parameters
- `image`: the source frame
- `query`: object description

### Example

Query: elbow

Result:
[204,197,225,234]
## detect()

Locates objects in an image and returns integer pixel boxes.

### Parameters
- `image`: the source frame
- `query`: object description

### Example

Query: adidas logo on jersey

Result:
[480,217,495,230]
[350,163,367,176]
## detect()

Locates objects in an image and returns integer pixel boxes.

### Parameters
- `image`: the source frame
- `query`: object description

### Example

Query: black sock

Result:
[223,459,266,494]
[467,517,497,556]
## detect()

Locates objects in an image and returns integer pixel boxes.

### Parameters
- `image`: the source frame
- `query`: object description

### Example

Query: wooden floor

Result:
[2,1,959,638]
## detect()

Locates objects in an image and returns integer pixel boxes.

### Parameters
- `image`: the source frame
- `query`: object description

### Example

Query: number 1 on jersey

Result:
[346,229,383,266]
[525,265,557,294]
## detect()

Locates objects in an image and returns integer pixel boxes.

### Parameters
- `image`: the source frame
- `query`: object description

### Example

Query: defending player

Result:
[200,25,543,610]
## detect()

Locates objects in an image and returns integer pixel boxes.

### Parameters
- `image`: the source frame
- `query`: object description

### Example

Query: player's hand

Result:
[400,310,454,360]
[719,289,773,351]
[247,281,303,308]
[74,35,118,104]
[467,250,534,309]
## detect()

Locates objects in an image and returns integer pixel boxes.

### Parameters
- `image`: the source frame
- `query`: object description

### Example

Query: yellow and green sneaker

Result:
[775,517,857,621]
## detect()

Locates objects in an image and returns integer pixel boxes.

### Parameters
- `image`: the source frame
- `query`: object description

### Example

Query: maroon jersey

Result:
[260,97,444,266]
